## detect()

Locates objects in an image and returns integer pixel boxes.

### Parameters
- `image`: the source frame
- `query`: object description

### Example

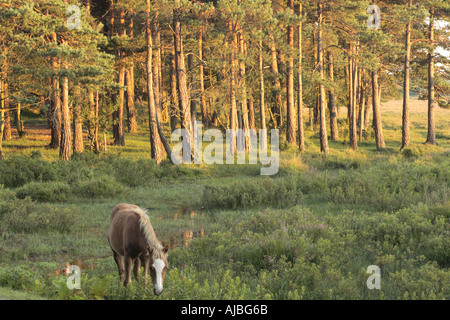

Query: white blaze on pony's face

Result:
[152,258,166,295]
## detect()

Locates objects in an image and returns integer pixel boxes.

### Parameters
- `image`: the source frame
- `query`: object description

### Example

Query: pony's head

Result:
[148,244,169,295]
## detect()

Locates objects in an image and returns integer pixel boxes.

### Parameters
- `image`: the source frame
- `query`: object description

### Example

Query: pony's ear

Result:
[163,243,169,254]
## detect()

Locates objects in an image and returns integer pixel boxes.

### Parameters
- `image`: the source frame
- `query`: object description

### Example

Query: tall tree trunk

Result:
[371,50,385,150]
[146,0,162,163]
[169,43,178,132]
[298,2,305,152]
[349,44,358,151]
[0,76,4,159]
[59,63,72,160]
[286,0,296,144]
[259,39,266,135]
[198,25,210,127]
[113,8,125,146]
[73,86,84,153]
[126,10,138,133]
[238,31,250,151]
[94,90,100,153]
[317,2,329,154]
[14,102,24,138]
[152,13,163,124]
[358,71,366,143]
[229,24,238,154]
[364,90,370,132]
[328,50,338,141]
[88,88,99,152]
[248,96,256,130]
[188,52,198,148]
[2,80,11,140]
[49,32,61,148]
[401,0,412,149]
[425,7,436,145]
[173,2,192,158]
[269,35,282,129]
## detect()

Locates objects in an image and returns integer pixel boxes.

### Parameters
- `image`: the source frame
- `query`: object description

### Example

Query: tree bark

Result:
[317,2,329,154]
[238,31,250,151]
[298,2,305,152]
[269,35,282,129]
[152,13,163,124]
[358,71,366,143]
[229,24,238,154]
[259,39,266,134]
[0,77,4,159]
[286,0,296,144]
[2,80,11,140]
[49,32,61,148]
[14,102,24,138]
[425,7,436,145]
[173,2,192,157]
[401,0,412,149]
[169,43,178,132]
[248,96,256,130]
[73,86,84,153]
[372,52,385,150]
[350,44,358,151]
[59,66,72,160]
[126,10,138,133]
[146,0,162,163]
[328,50,338,141]
[198,25,210,127]
[113,8,125,146]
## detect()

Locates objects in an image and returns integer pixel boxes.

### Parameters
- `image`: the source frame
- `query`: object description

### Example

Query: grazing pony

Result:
[108,203,169,295]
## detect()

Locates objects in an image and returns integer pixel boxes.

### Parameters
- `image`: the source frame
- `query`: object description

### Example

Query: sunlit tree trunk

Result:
[286,0,296,144]
[328,51,338,141]
[317,2,329,154]
[199,25,210,127]
[425,7,436,145]
[146,0,162,163]
[401,0,412,149]
[73,86,84,153]
[174,1,192,157]
[126,10,137,133]
[372,51,385,150]
[238,31,250,151]
[298,2,305,151]
[59,60,72,160]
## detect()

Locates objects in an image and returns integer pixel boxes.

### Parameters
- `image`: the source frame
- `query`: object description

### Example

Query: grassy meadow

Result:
[0,99,449,300]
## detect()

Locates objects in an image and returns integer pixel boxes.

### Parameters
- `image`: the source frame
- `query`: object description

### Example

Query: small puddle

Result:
[166,228,205,249]
[55,255,102,276]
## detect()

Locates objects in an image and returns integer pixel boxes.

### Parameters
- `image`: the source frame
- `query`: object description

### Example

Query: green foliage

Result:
[203,154,449,212]
[72,176,127,198]
[15,181,71,202]
[0,186,78,233]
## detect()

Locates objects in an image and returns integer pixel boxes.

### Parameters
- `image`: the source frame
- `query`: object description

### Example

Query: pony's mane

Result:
[134,207,164,257]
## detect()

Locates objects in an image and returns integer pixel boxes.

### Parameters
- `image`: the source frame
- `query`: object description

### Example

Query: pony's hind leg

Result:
[112,250,125,282]
[133,256,141,280]
[123,253,134,286]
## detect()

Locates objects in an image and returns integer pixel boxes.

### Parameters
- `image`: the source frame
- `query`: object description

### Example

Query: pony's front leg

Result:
[142,256,150,286]
[123,254,134,286]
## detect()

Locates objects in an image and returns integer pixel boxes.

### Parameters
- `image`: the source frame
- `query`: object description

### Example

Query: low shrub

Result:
[15,181,72,202]
[0,195,78,233]
[73,176,127,198]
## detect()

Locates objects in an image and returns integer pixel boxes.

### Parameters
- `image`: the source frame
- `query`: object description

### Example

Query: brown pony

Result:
[108,203,169,295]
